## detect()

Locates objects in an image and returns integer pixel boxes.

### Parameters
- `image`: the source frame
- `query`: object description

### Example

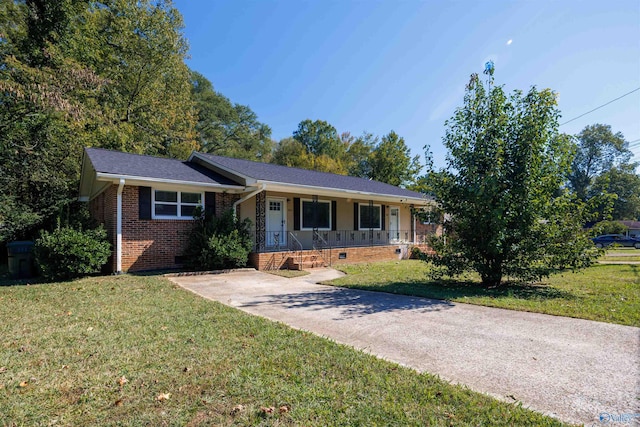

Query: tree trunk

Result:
[480,260,503,287]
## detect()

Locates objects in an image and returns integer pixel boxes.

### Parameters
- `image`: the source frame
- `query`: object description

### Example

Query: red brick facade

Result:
[89,184,240,272]
[249,244,415,270]
[89,185,433,272]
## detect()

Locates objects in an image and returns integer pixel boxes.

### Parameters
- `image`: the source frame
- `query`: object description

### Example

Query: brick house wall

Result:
[89,184,240,272]
[249,244,413,270]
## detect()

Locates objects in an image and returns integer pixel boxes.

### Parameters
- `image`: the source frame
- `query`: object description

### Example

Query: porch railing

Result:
[255,230,433,252]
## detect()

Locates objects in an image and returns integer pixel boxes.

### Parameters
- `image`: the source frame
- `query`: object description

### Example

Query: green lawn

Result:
[0,275,566,426]
[327,261,640,327]
[600,247,640,262]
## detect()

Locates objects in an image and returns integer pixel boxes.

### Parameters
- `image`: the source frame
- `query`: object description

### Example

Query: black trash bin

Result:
[7,241,35,279]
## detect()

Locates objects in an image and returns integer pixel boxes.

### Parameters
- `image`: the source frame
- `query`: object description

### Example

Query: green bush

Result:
[185,209,253,270]
[590,220,628,237]
[34,227,111,281]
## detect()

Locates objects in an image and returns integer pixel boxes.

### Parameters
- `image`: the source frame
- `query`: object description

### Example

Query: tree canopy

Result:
[568,124,632,201]
[273,120,423,185]
[425,69,599,286]
[191,71,273,161]
[368,131,421,187]
[566,124,638,221]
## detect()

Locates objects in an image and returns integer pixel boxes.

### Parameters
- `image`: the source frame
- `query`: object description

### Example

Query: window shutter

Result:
[381,205,386,230]
[331,200,337,231]
[353,202,359,231]
[293,198,300,231]
[205,192,216,218]
[139,187,152,220]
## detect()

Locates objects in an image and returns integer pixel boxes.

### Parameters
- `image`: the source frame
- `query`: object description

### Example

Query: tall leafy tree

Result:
[271,138,313,169]
[590,164,640,220]
[271,137,345,174]
[344,131,376,178]
[191,71,273,161]
[293,119,344,158]
[568,124,631,201]
[66,0,198,158]
[426,69,598,286]
[368,131,421,187]
[0,0,98,241]
[0,0,197,241]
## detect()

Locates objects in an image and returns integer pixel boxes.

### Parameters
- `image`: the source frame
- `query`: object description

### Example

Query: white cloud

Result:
[506,39,513,45]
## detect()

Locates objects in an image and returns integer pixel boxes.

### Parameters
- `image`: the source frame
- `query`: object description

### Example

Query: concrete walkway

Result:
[169,268,640,426]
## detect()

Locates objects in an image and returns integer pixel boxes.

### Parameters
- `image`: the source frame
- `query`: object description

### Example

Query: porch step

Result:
[287,255,327,270]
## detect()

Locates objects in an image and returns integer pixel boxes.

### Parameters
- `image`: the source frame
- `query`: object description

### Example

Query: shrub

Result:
[590,220,628,237]
[34,227,111,281]
[184,209,253,270]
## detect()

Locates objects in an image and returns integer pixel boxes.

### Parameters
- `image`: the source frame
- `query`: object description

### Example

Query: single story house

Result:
[79,148,434,273]
[619,220,640,238]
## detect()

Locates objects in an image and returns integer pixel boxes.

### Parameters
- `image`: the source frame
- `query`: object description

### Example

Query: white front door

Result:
[389,207,400,242]
[267,198,287,247]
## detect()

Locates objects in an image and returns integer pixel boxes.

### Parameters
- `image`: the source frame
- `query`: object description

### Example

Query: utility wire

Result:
[559,87,640,126]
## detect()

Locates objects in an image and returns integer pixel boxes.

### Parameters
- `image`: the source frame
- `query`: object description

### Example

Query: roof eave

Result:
[94,172,247,192]
[259,181,430,204]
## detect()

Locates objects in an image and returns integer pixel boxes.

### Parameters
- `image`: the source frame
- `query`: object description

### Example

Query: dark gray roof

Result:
[196,153,426,199]
[84,148,240,186]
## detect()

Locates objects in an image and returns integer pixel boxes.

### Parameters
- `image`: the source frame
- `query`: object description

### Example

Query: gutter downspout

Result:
[116,178,125,274]
[232,183,266,219]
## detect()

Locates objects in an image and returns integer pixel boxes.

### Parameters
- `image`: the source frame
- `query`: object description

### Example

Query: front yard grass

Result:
[0,275,565,426]
[327,260,639,327]
[600,247,640,262]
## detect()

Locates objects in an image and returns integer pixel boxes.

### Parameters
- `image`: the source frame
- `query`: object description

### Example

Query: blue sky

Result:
[174,0,640,169]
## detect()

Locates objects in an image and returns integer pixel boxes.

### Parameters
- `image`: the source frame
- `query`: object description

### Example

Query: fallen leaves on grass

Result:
[117,376,128,387]
[230,404,245,415]
[279,405,290,414]
[156,392,171,402]
[260,406,275,415]
[19,380,28,388]
[0,366,6,373]
[114,399,123,407]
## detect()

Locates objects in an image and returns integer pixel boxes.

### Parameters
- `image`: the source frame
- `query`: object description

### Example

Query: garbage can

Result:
[7,241,35,279]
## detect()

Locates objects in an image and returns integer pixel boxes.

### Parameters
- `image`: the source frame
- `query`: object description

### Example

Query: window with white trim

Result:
[359,203,381,229]
[301,199,331,230]
[153,190,203,219]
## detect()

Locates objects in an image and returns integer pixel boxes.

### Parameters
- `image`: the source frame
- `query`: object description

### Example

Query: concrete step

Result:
[287,256,326,270]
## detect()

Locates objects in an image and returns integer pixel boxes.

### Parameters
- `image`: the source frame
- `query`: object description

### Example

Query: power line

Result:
[559,87,640,126]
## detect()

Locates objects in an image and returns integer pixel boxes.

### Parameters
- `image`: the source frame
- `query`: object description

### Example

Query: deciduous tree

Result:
[426,69,598,286]
[568,124,631,201]
[191,71,273,161]
[368,131,421,187]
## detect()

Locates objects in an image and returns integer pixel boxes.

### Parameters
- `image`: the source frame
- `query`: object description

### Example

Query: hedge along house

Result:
[79,148,433,273]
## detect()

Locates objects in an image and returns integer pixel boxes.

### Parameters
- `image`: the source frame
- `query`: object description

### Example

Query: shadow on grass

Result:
[339,277,577,303]
[241,286,455,319]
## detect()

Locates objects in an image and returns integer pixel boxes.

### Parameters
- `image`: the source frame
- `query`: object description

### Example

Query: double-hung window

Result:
[153,190,203,219]
[359,203,381,229]
[301,199,331,230]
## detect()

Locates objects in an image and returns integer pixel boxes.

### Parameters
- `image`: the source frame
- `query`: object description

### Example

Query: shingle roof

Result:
[620,220,640,229]
[195,152,426,199]
[84,148,240,186]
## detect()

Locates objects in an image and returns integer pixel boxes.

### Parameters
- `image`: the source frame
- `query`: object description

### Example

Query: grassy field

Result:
[0,275,566,426]
[327,261,640,327]
[600,247,640,262]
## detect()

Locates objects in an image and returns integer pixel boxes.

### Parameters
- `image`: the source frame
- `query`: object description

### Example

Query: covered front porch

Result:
[237,188,433,270]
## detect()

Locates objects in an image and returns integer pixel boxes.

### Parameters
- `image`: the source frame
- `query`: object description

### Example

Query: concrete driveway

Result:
[169,268,640,426]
